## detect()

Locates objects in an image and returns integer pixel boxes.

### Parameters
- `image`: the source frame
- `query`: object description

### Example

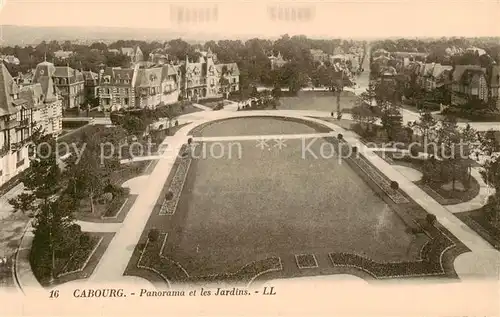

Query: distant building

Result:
[120,46,144,64]
[82,70,100,102]
[488,65,500,110]
[268,52,287,70]
[148,48,169,65]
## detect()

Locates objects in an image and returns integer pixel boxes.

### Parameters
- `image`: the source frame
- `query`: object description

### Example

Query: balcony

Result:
[18,118,30,127]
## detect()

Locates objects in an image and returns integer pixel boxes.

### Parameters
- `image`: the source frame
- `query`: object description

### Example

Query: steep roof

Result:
[121,47,134,55]
[161,64,177,81]
[32,61,56,83]
[215,63,240,76]
[0,63,20,116]
[53,66,84,83]
[134,67,162,87]
[452,65,484,83]
[19,83,46,110]
[82,70,98,81]
[432,64,453,78]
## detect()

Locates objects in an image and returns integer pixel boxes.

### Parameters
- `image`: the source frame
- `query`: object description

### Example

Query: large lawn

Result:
[278,91,359,112]
[164,138,419,277]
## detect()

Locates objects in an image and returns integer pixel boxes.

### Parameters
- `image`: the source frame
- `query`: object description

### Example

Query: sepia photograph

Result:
[0,0,499,316]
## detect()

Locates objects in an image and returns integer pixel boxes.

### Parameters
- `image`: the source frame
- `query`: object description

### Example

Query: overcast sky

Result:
[0,0,499,38]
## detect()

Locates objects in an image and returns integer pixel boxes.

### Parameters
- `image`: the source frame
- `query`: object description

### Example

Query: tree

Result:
[408,109,438,144]
[379,101,403,142]
[122,114,148,138]
[30,195,77,282]
[8,192,36,215]
[351,103,378,134]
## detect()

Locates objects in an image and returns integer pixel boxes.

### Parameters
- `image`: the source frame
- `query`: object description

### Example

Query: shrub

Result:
[175,120,179,126]
[331,112,334,117]
[187,137,193,145]
[390,181,399,190]
[148,228,159,242]
[410,146,419,157]
[102,192,114,202]
[337,113,343,120]
[426,214,437,225]
[165,191,173,201]
[337,133,343,140]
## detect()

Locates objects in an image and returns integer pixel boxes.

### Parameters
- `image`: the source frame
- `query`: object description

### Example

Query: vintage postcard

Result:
[0,0,499,316]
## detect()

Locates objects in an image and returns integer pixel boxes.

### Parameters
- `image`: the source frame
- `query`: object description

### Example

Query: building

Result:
[149,48,169,65]
[196,48,218,63]
[19,81,63,136]
[53,50,73,60]
[98,63,180,111]
[180,53,239,101]
[32,62,85,109]
[268,52,287,70]
[488,66,500,110]
[451,65,488,106]
[0,65,34,186]
[121,46,144,64]
[421,63,453,91]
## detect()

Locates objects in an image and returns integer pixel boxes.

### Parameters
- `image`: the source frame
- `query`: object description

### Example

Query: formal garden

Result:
[125,117,467,286]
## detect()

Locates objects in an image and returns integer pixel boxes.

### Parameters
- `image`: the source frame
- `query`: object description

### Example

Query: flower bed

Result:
[295,254,318,269]
[136,232,282,284]
[329,223,457,279]
[159,155,191,216]
[349,152,409,204]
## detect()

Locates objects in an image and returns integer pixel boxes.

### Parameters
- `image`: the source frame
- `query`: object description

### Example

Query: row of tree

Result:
[1,35,365,93]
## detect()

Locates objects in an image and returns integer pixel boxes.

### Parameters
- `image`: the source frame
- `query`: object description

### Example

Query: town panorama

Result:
[0,32,499,307]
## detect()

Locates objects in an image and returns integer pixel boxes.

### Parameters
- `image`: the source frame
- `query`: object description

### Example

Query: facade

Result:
[121,46,144,64]
[180,53,239,101]
[450,65,488,106]
[421,63,453,91]
[98,63,180,111]
[0,63,62,186]
[32,62,85,109]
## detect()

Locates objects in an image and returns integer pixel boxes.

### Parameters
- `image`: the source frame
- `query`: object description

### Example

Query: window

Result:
[124,98,129,105]
[125,88,129,94]
[16,150,22,162]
